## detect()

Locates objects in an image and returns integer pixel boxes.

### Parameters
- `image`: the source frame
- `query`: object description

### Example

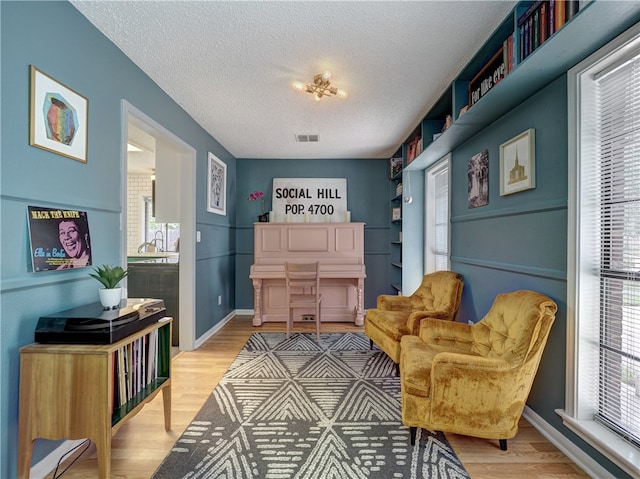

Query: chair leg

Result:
[315,303,320,340]
[410,426,417,445]
[395,362,400,376]
[369,339,373,350]
[286,308,292,339]
[499,439,507,451]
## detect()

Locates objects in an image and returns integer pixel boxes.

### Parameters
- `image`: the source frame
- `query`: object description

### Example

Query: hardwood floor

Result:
[45,316,590,479]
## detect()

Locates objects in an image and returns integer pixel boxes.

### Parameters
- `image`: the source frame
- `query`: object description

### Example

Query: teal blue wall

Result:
[450,76,629,478]
[0,2,235,476]
[235,158,392,310]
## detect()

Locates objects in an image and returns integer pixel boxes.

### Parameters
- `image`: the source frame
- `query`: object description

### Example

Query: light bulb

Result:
[336,89,348,99]
[322,71,332,81]
[293,81,305,91]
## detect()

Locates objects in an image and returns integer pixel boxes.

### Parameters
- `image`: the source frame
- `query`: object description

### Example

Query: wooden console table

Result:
[17,318,172,479]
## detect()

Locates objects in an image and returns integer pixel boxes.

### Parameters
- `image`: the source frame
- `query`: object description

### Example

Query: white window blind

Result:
[594,51,640,446]
[425,157,449,272]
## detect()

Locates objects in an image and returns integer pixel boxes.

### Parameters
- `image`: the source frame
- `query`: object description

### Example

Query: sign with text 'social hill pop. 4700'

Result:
[272,178,347,222]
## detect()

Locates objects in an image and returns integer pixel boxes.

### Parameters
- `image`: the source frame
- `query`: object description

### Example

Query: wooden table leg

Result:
[94,430,111,479]
[162,383,172,431]
[17,435,34,479]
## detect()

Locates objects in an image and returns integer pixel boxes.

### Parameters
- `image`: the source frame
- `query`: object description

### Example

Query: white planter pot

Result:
[99,287,122,310]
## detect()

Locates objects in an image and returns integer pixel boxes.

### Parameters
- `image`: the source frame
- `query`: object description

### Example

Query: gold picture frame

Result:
[499,129,535,196]
[29,65,88,163]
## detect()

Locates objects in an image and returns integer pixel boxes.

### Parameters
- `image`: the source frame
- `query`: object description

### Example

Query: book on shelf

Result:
[392,207,401,221]
[406,136,421,165]
[519,0,581,62]
[389,156,402,178]
[502,34,515,74]
[555,0,565,32]
[396,183,403,196]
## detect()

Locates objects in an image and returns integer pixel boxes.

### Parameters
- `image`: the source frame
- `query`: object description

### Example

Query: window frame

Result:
[424,154,451,273]
[560,22,640,478]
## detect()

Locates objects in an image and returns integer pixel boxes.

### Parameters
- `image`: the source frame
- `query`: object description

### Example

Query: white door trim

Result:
[121,100,197,351]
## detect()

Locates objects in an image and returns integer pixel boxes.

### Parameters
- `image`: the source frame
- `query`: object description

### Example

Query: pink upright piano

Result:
[249,222,366,326]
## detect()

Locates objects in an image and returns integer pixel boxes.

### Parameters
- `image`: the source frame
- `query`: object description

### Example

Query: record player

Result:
[34,298,167,344]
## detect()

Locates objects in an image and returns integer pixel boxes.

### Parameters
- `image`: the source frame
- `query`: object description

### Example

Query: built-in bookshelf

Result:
[389,151,403,293]
[17,319,172,479]
[388,0,640,294]
[402,0,640,173]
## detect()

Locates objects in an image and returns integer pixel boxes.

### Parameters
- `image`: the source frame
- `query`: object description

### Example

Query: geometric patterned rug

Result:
[151,332,470,479]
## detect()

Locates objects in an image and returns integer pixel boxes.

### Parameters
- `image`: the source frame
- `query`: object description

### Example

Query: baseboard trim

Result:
[193,310,236,349]
[522,406,615,479]
[30,439,87,479]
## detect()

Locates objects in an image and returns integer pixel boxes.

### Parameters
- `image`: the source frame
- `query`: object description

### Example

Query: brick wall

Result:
[127,173,152,254]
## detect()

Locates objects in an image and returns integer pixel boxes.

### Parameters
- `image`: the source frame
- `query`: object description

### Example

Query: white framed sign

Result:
[272,178,347,222]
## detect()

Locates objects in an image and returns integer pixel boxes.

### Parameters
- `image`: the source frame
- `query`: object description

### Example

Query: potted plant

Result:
[247,190,269,222]
[90,264,130,310]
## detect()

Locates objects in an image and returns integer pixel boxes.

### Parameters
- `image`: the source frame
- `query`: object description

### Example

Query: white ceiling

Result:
[71,0,518,160]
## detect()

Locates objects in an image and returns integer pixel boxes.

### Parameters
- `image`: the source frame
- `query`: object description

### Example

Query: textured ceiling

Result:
[71,1,518,160]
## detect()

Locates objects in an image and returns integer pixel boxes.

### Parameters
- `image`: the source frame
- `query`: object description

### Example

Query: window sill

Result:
[556,409,640,478]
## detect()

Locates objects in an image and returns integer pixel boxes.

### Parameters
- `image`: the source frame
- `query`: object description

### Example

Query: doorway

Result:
[121,101,197,351]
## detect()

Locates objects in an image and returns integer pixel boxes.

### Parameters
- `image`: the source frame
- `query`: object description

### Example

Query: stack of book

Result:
[518,0,580,62]
[389,157,402,178]
[406,136,423,165]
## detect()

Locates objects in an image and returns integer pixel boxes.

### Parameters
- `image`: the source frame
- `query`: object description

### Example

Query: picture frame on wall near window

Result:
[207,152,226,215]
[29,65,88,163]
[499,128,535,196]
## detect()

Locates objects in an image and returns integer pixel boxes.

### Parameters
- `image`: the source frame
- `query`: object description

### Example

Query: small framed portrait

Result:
[500,129,535,196]
[29,66,88,163]
[207,152,227,215]
[468,149,489,208]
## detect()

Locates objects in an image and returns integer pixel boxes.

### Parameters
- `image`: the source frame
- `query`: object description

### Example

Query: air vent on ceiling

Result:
[295,134,319,143]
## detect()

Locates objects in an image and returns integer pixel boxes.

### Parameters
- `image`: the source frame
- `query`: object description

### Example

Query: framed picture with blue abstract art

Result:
[29,65,88,163]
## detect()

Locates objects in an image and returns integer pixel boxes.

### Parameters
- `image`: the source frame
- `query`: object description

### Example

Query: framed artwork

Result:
[207,152,226,215]
[29,66,88,163]
[27,206,92,272]
[500,129,535,196]
[468,149,489,208]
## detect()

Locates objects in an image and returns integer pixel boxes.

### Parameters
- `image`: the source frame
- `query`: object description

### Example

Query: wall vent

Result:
[295,134,319,143]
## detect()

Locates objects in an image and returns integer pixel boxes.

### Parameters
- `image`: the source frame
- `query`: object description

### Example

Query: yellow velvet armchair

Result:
[364,271,464,373]
[400,290,557,450]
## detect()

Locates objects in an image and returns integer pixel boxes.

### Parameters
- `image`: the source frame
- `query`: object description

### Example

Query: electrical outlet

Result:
[302,315,315,321]
[218,295,222,305]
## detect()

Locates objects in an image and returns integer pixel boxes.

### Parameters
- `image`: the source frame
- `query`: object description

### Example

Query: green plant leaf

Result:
[89,264,129,289]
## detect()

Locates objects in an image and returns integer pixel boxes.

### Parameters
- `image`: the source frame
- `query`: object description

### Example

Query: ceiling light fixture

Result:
[293,71,347,102]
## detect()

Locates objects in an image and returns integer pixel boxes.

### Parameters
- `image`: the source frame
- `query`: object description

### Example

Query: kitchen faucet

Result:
[152,230,164,252]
